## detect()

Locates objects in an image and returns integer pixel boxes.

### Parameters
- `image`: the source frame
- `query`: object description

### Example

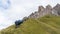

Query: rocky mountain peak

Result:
[38,6,44,12]
[55,3,60,7]
[53,3,60,15]
[46,5,52,10]
[53,3,60,9]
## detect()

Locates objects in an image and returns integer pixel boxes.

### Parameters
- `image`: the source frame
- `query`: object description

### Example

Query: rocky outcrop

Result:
[28,4,60,18]
[53,4,60,15]
[38,6,45,12]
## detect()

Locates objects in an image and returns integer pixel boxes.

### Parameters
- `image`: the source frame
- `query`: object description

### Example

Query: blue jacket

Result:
[15,20,23,25]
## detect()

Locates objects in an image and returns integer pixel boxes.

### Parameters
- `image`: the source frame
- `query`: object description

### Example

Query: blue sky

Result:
[0,0,60,30]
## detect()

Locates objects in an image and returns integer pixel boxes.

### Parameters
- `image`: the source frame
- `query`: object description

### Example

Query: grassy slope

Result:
[1,15,60,34]
[0,31,1,34]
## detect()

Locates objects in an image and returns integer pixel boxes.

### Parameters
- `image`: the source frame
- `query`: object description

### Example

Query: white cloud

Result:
[0,11,13,30]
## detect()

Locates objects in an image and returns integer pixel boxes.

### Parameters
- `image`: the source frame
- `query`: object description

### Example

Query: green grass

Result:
[0,15,60,34]
[0,31,1,34]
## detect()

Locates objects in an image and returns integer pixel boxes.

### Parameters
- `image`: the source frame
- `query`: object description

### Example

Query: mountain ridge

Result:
[28,3,60,18]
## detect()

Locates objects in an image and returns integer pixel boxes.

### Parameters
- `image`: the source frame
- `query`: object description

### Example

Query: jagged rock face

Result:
[33,12,39,18]
[38,5,52,17]
[46,5,52,10]
[38,6,45,17]
[28,4,60,18]
[44,5,52,15]
[28,13,35,18]
[52,9,58,16]
[53,4,60,15]
[38,6,45,12]
[28,11,39,18]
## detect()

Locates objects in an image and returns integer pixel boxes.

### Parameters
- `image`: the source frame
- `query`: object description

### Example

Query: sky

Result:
[0,0,60,30]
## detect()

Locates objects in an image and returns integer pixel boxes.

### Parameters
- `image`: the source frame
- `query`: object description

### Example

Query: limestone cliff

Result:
[28,4,60,18]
